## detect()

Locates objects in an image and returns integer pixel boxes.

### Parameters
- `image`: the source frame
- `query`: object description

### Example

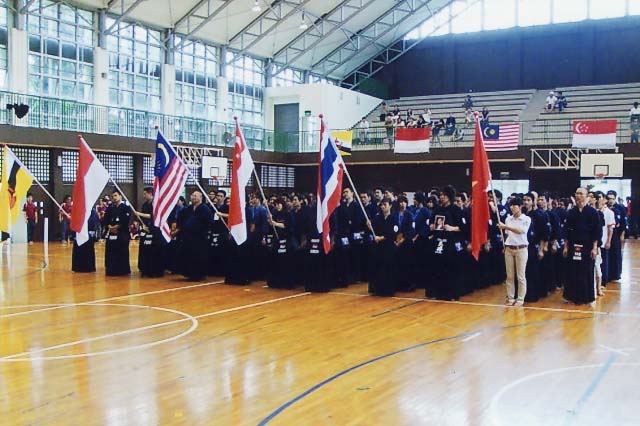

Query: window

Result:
[309,74,334,85]
[451,0,482,34]
[96,153,133,183]
[175,37,218,120]
[553,0,587,23]
[107,19,162,112]
[272,65,304,87]
[590,0,626,19]
[143,155,154,184]
[484,0,515,30]
[260,165,295,188]
[10,147,50,183]
[580,179,631,200]
[518,0,551,27]
[630,0,640,15]
[61,150,78,183]
[226,51,264,127]
[0,5,8,90]
[26,0,94,101]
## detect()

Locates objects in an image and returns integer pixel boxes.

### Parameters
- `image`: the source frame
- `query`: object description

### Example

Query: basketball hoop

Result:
[594,173,607,182]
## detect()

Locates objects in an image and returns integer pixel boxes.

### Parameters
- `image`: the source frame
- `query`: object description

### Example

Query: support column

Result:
[216,45,229,124]
[8,27,28,94]
[94,9,109,133]
[265,59,273,88]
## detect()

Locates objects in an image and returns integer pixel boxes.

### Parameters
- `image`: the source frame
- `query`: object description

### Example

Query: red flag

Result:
[229,118,255,245]
[71,137,110,246]
[471,114,491,261]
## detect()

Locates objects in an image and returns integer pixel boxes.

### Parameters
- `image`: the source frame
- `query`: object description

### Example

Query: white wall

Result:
[265,84,381,131]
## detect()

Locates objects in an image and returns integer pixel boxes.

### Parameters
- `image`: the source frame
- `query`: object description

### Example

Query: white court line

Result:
[0,279,225,320]
[461,332,482,342]
[328,291,640,318]
[0,292,309,362]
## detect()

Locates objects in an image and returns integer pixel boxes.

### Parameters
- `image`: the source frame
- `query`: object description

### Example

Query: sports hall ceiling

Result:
[69,0,452,81]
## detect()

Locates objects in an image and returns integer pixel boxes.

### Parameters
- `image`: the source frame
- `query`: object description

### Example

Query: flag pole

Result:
[155,128,230,232]
[341,166,377,238]
[4,145,69,219]
[106,177,146,225]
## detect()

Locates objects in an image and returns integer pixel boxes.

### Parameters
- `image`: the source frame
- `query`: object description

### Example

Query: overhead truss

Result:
[340,0,481,89]
[271,0,376,76]
[170,0,239,49]
[529,148,602,170]
[228,0,312,54]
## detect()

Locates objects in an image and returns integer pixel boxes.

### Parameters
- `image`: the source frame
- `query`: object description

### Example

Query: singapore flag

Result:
[572,120,617,149]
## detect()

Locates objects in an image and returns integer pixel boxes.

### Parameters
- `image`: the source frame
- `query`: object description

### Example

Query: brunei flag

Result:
[331,130,353,156]
[0,146,34,233]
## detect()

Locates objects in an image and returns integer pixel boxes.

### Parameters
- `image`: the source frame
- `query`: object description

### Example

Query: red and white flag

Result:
[572,120,617,149]
[71,137,110,246]
[229,118,255,245]
[394,127,431,153]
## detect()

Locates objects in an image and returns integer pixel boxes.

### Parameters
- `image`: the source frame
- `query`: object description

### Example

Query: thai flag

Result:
[316,116,345,254]
[153,131,188,242]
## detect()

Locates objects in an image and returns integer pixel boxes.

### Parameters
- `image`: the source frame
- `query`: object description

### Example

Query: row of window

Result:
[406,0,640,39]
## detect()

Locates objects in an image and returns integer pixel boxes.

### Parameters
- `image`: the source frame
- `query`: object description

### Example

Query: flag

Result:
[481,123,519,151]
[471,115,491,261]
[394,127,431,153]
[572,119,617,149]
[0,146,34,233]
[71,137,110,246]
[229,118,255,245]
[153,131,189,242]
[317,116,345,254]
[331,130,353,156]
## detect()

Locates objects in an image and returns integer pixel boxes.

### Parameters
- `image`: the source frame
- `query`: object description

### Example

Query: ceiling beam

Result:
[105,0,146,34]
[311,0,435,78]
[340,0,479,90]
[271,0,376,76]
[227,0,312,55]
[171,0,240,49]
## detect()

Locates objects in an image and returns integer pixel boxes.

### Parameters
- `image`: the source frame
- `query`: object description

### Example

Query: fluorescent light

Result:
[252,0,261,12]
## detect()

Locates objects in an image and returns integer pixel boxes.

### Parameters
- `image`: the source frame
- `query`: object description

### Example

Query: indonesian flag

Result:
[471,113,490,261]
[394,127,431,153]
[71,137,110,246]
[572,120,617,149]
[229,118,255,245]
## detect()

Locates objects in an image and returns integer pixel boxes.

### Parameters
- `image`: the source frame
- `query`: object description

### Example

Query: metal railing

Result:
[0,90,634,153]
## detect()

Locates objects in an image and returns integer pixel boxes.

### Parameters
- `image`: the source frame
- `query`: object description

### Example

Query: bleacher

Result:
[357,89,535,148]
[525,82,640,145]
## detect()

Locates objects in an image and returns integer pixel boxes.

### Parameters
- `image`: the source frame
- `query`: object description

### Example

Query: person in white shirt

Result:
[629,102,640,120]
[596,191,615,295]
[545,91,557,112]
[358,116,370,144]
[498,197,532,306]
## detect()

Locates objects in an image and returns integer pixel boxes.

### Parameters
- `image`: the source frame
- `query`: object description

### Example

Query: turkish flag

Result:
[572,119,617,149]
[471,115,491,261]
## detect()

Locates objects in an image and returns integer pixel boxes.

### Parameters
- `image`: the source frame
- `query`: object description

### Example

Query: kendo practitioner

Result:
[207,190,229,277]
[333,187,363,287]
[359,191,378,282]
[606,190,626,281]
[487,190,508,286]
[455,192,477,295]
[176,191,214,281]
[595,191,614,292]
[290,194,310,286]
[425,185,466,301]
[267,198,295,289]
[369,198,399,296]
[304,204,336,293]
[563,187,600,305]
[538,193,560,295]
[135,187,165,278]
[166,196,186,274]
[102,189,133,276]
[522,192,549,302]
[225,193,269,285]
[72,208,99,273]
[412,192,433,290]
[552,198,568,289]
[394,195,416,292]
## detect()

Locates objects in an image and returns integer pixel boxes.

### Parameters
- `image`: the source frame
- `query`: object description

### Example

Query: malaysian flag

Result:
[481,123,520,151]
[153,131,188,241]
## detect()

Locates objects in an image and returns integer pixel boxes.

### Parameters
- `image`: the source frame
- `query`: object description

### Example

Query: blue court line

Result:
[563,352,618,425]
[257,315,594,425]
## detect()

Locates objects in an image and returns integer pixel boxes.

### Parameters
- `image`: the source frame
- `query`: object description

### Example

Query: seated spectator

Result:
[555,91,567,112]
[391,104,401,118]
[415,115,426,128]
[432,118,445,143]
[464,109,475,126]
[407,117,418,128]
[379,101,388,122]
[396,118,407,128]
[462,95,474,111]
[630,101,640,122]
[545,91,557,112]
[481,106,490,124]
[445,113,456,135]
[406,108,413,121]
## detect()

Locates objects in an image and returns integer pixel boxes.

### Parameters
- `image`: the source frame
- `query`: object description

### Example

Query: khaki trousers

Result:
[505,246,528,302]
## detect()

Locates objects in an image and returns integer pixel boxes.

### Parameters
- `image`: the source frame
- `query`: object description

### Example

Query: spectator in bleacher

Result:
[358,116,369,144]
[379,102,388,122]
[406,109,413,121]
[631,102,640,143]
[630,102,640,121]
[445,113,456,133]
[481,106,490,124]
[433,118,445,143]
[464,108,475,126]
[555,91,567,112]
[422,108,432,126]
[545,91,557,112]
[462,95,474,111]
[391,104,401,118]
[384,115,395,147]
[415,115,427,128]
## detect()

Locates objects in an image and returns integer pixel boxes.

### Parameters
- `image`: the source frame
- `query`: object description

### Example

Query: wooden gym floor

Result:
[1,240,639,426]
